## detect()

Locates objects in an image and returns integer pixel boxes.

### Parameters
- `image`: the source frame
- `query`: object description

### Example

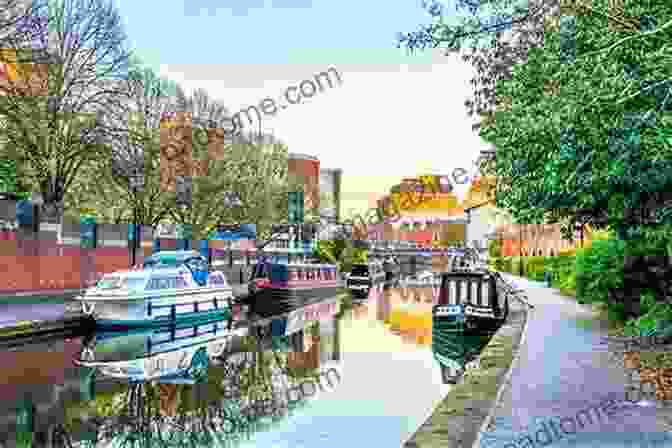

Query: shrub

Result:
[575,238,625,305]
[488,239,502,258]
[489,257,505,271]
[510,257,524,276]
[502,257,513,273]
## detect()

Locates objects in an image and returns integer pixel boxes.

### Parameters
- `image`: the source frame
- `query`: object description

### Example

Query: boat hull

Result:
[77,288,233,329]
[246,286,342,318]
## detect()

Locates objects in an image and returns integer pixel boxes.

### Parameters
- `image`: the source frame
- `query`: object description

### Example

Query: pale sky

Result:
[114,0,492,219]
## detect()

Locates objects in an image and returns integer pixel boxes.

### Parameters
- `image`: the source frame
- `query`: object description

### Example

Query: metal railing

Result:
[491,271,535,309]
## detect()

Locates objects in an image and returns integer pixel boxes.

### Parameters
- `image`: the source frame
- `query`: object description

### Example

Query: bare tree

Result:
[0,0,132,241]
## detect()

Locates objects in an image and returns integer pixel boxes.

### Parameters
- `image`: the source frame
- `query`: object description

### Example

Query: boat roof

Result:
[145,250,202,262]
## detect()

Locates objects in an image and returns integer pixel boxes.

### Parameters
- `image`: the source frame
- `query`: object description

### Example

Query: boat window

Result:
[96,275,122,289]
[351,265,369,276]
[124,278,148,291]
[147,277,176,290]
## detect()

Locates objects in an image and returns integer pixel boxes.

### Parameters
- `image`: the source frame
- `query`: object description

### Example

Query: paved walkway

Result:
[477,274,672,448]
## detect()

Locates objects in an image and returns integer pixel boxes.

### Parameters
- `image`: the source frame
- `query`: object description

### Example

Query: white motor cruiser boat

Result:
[75,250,235,329]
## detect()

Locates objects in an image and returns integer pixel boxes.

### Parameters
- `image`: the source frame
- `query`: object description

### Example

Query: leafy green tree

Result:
[475,1,672,314]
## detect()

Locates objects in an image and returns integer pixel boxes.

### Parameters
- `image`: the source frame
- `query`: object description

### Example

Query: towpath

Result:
[476,274,672,448]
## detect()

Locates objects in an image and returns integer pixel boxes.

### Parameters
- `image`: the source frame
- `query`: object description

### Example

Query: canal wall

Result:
[0,238,254,296]
[402,297,529,448]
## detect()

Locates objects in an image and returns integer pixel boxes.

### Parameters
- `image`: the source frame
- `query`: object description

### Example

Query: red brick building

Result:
[288,153,320,213]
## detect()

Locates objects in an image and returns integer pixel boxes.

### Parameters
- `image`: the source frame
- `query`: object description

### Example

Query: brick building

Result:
[288,153,320,213]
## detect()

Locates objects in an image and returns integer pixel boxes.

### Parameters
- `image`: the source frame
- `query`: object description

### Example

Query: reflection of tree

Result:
[58,327,329,447]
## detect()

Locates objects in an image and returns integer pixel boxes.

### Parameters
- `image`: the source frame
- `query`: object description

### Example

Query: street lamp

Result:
[129,173,144,267]
[519,223,523,276]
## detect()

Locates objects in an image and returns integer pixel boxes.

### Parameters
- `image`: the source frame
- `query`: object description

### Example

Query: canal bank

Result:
[403,285,529,448]
[0,284,251,340]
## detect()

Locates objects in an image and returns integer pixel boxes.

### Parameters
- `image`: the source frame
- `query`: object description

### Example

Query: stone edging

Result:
[470,296,533,448]
[402,295,530,448]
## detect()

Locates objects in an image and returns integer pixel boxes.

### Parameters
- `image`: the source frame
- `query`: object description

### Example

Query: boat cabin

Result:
[143,250,211,286]
[349,261,384,280]
[250,262,338,287]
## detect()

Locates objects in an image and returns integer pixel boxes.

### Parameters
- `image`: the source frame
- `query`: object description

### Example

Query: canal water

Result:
[0,270,493,448]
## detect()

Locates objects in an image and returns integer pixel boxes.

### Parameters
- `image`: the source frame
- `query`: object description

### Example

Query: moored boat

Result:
[382,256,401,282]
[75,250,234,329]
[245,260,341,317]
[432,271,508,333]
[346,260,385,298]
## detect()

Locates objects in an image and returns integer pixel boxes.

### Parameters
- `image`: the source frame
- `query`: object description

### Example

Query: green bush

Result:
[525,256,546,281]
[623,290,672,336]
[510,257,524,276]
[575,238,626,305]
[488,239,502,258]
[494,257,505,271]
[548,253,576,289]
[501,257,513,273]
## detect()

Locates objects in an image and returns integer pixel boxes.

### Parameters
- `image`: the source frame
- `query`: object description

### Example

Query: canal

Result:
[0,271,494,448]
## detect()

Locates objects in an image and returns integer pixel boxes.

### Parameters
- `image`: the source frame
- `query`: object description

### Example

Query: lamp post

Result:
[519,223,523,276]
[129,174,144,267]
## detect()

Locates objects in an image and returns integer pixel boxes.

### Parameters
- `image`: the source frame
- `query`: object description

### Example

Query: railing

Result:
[491,271,535,309]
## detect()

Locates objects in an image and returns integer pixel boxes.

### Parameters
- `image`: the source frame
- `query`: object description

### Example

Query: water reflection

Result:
[2,277,495,447]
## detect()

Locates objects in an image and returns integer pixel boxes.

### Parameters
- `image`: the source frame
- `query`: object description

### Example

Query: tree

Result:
[0,0,132,240]
[208,141,307,246]
[65,58,179,231]
[398,0,562,130]
[476,0,672,314]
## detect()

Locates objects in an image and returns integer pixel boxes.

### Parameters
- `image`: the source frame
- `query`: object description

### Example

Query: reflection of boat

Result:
[432,328,492,384]
[347,260,385,297]
[432,271,508,333]
[74,318,244,384]
[400,271,440,291]
[245,261,341,317]
[76,250,234,328]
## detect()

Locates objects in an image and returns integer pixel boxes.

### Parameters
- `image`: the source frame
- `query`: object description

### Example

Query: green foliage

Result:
[489,256,505,271]
[488,239,502,258]
[575,238,626,304]
[510,256,524,276]
[622,290,672,337]
[476,0,672,238]
[525,256,546,281]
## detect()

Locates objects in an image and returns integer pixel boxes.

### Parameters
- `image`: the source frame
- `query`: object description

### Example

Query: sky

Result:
[113,0,493,218]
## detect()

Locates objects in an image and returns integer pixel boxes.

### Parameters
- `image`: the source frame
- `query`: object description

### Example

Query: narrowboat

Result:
[245,260,341,318]
[383,256,401,282]
[432,271,508,333]
[75,250,234,329]
[346,260,386,298]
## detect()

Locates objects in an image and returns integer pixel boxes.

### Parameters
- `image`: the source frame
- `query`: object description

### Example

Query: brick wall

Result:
[0,240,130,292]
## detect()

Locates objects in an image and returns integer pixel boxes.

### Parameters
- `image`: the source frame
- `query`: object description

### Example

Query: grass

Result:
[0,321,39,338]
